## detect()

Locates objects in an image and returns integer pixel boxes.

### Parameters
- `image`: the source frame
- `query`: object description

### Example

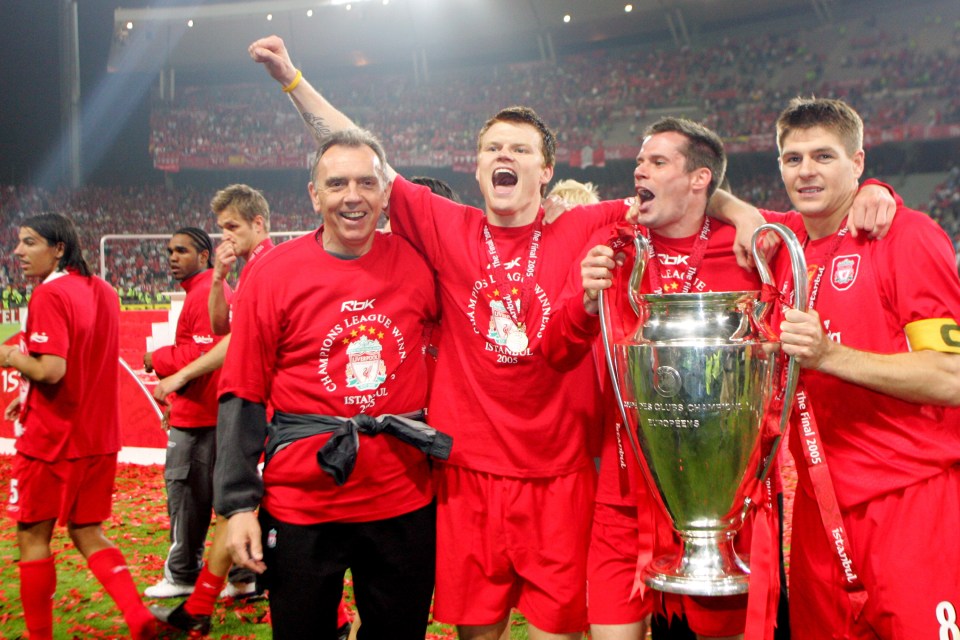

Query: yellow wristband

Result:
[282,69,303,93]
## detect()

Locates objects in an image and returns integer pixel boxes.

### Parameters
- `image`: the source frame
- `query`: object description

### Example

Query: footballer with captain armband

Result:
[772,97,960,640]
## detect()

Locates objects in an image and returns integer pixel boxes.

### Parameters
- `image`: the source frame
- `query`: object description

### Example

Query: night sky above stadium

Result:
[0,1,224,187]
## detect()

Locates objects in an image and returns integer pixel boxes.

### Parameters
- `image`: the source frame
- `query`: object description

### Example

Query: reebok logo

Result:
[659,254,690,266]
[341,298,375,312]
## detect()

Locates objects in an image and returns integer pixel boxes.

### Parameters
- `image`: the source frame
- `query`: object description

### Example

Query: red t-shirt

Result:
[219,230,438,524]
[231,237,274,304]
[543,217,770,505]
[150,269,228,427]
[772,205,960,510]
[389,175,626,477]
[16,271,121,462]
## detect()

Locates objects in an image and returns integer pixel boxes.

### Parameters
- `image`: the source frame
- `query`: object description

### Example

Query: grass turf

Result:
[0,451,794,638]
[0,456,537,639]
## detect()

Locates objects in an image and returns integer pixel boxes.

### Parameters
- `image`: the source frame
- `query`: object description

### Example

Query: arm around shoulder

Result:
[706,189,764,269]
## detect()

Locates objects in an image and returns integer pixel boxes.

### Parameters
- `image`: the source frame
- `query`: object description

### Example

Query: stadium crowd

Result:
[149,19,960,171]
[3,4,958,307]
[928,165,960,241]
[3,162,960,307]
[0,184,315,307]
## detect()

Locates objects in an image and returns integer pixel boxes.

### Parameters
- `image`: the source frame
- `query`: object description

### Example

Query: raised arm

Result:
[249,35,396,181]
[209,243,235,335]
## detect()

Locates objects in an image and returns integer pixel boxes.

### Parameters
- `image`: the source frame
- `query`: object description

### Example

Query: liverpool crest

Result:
[488,299,520,347]
[345,335,387,391]
[831,254,860,291]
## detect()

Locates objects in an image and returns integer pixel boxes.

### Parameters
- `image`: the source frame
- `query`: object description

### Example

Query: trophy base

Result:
[642,532,751,596]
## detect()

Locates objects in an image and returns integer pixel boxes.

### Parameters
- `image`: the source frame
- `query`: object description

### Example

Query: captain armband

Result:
[904,318,960,354]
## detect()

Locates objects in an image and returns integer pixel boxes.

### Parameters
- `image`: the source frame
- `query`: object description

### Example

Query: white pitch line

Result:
[0,438,165,466]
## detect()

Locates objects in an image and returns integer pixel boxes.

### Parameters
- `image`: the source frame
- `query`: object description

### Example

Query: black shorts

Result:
[260,501,436,640]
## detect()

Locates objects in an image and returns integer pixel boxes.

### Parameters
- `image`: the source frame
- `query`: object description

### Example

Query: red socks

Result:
[185,564,225,617]
[87,547,156,640]
[338,599,352,627]
[18,555,56,640]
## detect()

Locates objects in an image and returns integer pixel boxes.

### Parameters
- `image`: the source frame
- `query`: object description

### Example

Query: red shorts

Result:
[433,464,595,634]
[653,507,750,636]
[587,502,655,624]
[790,463,960,640]
[6,453,117,526]
[657,592,748,637]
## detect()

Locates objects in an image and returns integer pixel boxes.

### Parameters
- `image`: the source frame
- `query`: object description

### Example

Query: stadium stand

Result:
[147,5,960,172]
[2,1,958,301]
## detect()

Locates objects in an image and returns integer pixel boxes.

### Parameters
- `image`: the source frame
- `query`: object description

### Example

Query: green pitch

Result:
[0,323,17,344]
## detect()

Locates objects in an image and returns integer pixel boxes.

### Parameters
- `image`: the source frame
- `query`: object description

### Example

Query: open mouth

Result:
[492,168,518,194]
[340,211,367,221]
[637,187,655,204]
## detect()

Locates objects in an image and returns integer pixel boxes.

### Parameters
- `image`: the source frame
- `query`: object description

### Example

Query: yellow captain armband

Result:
[282,69,303,93]
[904,318,960,354]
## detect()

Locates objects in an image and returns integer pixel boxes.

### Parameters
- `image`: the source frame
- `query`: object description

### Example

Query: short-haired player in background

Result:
[774,97,960,640]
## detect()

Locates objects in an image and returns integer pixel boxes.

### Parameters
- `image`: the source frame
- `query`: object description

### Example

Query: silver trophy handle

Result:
[749,222,808,485]
[627,234,651,317]
[599,232,651,462]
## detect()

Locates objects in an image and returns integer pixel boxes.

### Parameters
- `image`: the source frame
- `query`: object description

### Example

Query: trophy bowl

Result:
[599,223,807,596]
[615,290,774,595]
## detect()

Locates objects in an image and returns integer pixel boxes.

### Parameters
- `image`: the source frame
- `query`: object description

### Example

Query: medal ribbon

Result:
[790,223,868,618]
[806,226,848,310]
[481,212,544,341]
[643,216,711,294]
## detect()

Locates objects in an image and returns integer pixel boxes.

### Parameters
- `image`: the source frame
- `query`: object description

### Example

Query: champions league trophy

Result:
[598,223,807,596]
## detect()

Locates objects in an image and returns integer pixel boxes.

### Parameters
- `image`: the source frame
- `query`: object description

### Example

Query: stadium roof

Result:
[109,0,836,75]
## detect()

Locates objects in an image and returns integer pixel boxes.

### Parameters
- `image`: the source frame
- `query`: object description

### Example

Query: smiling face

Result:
[14,227,63,280]
[778,125,864,239]
[631,131,712,238]
[475,121,554,227]
[167,233,207,282]
[309,144,390,257]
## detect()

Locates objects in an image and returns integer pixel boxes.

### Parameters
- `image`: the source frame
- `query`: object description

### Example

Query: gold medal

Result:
[505,325,529,355]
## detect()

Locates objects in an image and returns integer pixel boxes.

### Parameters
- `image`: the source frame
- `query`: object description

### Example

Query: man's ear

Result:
[691,167,712,194]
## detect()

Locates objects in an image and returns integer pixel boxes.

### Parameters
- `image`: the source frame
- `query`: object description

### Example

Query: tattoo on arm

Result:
[302,112,331,141]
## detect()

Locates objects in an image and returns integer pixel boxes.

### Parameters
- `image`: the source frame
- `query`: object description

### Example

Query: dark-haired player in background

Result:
[2,213,157,640]
[143,228,233,607]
